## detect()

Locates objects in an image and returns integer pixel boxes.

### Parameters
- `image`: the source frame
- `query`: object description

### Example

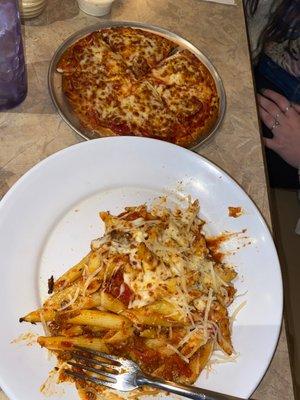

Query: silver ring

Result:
[284,105,291,113]
[271,120,280,130]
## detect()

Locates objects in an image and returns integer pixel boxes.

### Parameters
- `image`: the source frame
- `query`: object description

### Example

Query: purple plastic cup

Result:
[0,0,27,110]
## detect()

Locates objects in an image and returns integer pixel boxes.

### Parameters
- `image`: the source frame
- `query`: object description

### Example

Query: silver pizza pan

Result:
[48,20,226,150]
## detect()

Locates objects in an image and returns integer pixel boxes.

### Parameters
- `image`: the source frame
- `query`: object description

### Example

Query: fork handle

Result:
[136,374,243,400]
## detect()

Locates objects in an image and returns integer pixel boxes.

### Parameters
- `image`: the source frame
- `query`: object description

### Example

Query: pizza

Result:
[100,27,176,78]
[57,27,220,148]
[57,32,130,78]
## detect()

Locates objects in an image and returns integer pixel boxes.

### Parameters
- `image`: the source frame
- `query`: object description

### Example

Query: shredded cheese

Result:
[28,198,242,399]
[82,263,103,297]
[229,300,247,330]
[39,311,50,337]
[166,344,190,364]
[57,286,81,311]
[177,326,201,349]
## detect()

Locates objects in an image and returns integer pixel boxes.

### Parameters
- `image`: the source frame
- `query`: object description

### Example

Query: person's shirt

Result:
[245,0,283,59]
[264,38,300,78]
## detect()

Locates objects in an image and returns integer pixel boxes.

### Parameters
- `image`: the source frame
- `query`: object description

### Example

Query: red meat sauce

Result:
[206,234,231,263]
[228,206,242,218]
[57,273,192,384]
[103,271,192,381]
[206,229,248,263]
[105,269,133,306]
[110,337,192,381]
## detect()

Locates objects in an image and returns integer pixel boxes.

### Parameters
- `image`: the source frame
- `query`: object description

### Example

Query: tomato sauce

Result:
[206,234,231,263]
[105,270,133,306]
[228,206,242,218]
[130,339,162,373]
[162,354,192,381]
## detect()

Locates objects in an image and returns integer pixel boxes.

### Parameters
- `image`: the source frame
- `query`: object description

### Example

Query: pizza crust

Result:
[174,105,219,147]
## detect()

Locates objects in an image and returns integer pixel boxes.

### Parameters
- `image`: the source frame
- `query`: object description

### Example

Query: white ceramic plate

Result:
[0,137,282,400]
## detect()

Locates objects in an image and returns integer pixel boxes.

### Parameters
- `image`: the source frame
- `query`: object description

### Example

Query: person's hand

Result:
[257,89,300,168]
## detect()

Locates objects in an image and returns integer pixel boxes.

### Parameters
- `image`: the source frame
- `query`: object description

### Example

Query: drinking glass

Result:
[0,0,27,110]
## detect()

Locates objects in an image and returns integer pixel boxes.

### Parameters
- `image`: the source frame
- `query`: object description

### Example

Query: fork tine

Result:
[71,352,121,372]
[74,346,122,364]
[68,361,117,381]
[65,369,117,390]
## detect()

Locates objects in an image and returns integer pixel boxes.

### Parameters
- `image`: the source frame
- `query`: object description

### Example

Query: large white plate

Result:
[0,137,282,400]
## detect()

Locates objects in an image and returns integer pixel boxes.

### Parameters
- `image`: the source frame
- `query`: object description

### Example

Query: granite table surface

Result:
[0,0,294,399]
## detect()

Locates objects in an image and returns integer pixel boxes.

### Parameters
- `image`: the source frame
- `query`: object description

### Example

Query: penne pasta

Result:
[53,252,91,292]
[65,310,132,329]
[38,335,109,352]
[20,199,239,399]
[19,309,56,323]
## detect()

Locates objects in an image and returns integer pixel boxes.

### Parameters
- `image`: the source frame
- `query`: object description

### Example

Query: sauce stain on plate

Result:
[228,206,243,218]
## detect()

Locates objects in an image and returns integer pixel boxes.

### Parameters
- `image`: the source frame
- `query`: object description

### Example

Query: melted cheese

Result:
[100,27,175,73]
[151,52,204,85]
[59,28,219,147]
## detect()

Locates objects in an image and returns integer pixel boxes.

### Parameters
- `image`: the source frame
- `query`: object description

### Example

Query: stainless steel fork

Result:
[65,347,243,400]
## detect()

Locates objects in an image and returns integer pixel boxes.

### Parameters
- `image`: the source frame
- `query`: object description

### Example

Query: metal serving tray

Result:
[48,21,226,150]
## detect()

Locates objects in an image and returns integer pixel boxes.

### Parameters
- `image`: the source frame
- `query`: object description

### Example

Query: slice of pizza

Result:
[62,73,179,141]
[57,31,131,79]
[149,50,219,147]
[150,50,211,86]
[116,80,179,139]
[62,72,134,134]
[99,27,177,78]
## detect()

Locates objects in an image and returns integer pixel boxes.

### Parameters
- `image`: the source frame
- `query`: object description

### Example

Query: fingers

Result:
[257,93,285,123]
[262,89,289,111]
[258,101,282,135]
[262,89,298,119]
[258,106,278,131]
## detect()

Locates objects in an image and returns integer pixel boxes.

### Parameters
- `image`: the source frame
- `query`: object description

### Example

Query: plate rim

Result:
[47,20,226,151]
[0,137,283,400]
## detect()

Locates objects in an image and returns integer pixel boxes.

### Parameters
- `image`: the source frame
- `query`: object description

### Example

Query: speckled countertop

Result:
[0,0,294,399]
